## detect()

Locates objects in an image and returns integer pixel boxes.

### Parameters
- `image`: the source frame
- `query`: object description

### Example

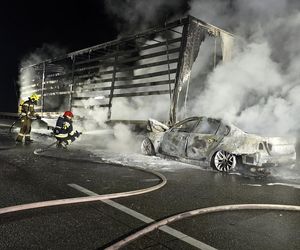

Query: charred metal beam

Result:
[69,56,76,111]
[76,69,177,84]
[74,47,180,70]
[87,80,175,91]
[73,36,181,67]
[68,18,187,58]
[41,62,46,114]
[108,54,118,120]
[170,16,206,124]
[72,104,111,109]
[43,91,72,97]
[73,80,175,93]
[75,48,137,66]
[74,58,178,74]
[73,89,172,100]
[112,90,173,98]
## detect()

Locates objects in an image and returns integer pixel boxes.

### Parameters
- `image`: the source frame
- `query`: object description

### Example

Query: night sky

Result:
[0,1,118,112]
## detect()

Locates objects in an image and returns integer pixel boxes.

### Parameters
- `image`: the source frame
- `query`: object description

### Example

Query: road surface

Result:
[0,121,299,249]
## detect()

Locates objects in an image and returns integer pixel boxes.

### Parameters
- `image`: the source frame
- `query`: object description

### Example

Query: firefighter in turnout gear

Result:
[53,111,81,149]
[16,93,41,144]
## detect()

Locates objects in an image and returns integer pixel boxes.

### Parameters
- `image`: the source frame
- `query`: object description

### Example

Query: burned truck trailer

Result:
[19,15,234,126]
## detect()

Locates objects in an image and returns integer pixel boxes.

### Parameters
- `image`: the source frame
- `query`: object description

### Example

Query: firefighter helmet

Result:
[63,111,74,118]
[30,93,41,102]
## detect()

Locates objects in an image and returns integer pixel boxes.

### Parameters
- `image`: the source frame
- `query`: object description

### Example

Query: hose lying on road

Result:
[0,155,167,215]
[2,150,299,249]
[105,203,300,250]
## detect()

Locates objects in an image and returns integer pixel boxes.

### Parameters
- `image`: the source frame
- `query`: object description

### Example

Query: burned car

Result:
[141,117,296,174]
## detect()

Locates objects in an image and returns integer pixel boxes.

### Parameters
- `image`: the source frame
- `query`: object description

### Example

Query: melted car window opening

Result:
[173,119,199,133]
[193,117,220,134]
[216,124,230,136]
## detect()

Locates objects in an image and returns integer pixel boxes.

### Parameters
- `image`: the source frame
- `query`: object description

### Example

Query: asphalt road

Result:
[0,122,299,250]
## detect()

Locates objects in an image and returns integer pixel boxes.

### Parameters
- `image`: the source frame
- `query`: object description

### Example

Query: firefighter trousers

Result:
[16,116,32,143]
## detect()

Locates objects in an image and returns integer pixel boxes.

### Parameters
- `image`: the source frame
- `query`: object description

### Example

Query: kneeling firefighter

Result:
[16,93,41,144]
[53,111,81,149]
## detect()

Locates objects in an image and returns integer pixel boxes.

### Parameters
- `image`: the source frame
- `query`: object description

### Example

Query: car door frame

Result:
[186,117,227,161]
[159,117,201,158]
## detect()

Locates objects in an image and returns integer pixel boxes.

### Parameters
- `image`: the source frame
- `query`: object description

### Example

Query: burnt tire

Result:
[141,138,156,156]
[211,150,236,172]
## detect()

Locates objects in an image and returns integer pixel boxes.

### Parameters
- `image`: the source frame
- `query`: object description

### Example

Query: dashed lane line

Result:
[68,183,216,250]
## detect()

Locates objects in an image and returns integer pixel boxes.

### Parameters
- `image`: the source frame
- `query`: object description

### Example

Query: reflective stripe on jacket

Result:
[54,116,74,138]
[20,99,35,118]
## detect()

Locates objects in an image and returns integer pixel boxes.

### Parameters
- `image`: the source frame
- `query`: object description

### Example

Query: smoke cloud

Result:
[188,0,300,136]
[21,1,300,154]
[18,44,66,99]
[20,44,66,68]
[104,0,190,36]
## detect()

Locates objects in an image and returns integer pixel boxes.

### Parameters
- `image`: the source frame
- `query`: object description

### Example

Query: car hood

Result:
[147,119,169,133]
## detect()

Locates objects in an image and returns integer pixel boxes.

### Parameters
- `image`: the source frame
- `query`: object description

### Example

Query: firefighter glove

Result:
[75,130,81,138]
[53,128,60,135]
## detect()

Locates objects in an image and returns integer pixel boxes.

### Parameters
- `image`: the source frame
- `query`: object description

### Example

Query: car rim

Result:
[141,138,154,155]
[214,150,236,172]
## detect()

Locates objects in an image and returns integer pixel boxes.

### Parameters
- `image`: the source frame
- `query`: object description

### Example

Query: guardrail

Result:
[0,112,19,119]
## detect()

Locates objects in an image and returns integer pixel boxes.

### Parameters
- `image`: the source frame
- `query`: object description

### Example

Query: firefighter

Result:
[16,93,41,144]
[53,111,81,149]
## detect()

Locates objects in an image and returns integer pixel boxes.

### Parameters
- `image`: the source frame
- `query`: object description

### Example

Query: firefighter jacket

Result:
[20,99,36,119]
[53,115,76,139]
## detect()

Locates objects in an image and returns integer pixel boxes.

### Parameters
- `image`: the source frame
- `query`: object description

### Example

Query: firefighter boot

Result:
[56,141,63,149]
[61,141,68,149]
[56,141,68,149]
[25,136,34,144]
[16,134,23,143]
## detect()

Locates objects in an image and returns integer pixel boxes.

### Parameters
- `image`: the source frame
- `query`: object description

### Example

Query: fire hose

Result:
[105,203,300,249]
[9,115,49,134]
[0,151,299,249]
[8,116,21,133]
[0,155,167,215]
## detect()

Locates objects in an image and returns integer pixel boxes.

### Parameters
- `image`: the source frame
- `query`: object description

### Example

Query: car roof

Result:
[175,116,243,131]
[175,116,221,124]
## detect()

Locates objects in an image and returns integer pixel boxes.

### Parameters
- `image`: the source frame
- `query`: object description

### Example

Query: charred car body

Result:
[141,117,296,174]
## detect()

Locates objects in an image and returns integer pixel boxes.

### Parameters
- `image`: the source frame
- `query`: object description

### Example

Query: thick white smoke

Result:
[18,44,66,100]
[189,0,300,136]
[22,1,300,154]
[73,35,177,153]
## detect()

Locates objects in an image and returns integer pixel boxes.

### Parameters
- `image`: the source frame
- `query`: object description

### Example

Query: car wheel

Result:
[211,150,236,172]
[141,138,156,156]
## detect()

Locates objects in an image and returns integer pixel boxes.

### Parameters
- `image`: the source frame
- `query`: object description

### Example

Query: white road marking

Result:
[68,183,216,250]
[243,184,262,187]
[267,182,300,189]
[0,124,11,127]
